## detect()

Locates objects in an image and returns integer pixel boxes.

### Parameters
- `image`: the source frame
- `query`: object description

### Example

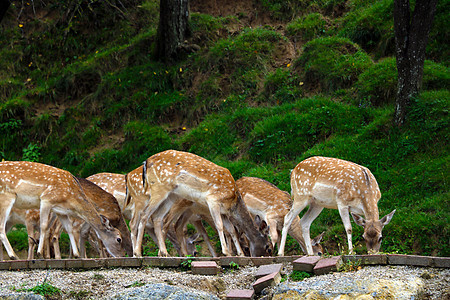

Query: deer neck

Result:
[359,178,381,222]
[229,190,262,241]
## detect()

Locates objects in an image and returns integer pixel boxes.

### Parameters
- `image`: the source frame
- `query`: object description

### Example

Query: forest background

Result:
[0,0,448,257]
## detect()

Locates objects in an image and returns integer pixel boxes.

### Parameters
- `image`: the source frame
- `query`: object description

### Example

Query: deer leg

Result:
[79,222,91,258]
[278,196,310,256]
[57,215,80,258]
[191,219,217,257]
[51,219,62,259]
[207,203,230,256]
[36,203,52,258]
[0,193,18,260]
[337,205,353,254]
[267,219,278,249]
[173,210,193,256]
[129,210,141,256]
[25,219,38,260]
[223,216,245,256]
[152,198,177,257]
[299,203,324,255]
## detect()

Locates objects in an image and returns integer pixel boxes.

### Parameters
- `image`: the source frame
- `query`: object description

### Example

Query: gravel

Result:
[0,264,448,299]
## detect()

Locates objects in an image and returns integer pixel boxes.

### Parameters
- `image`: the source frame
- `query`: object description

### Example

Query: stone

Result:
[191,261,220,275]
[388,254,433,267]
[313,256,342,275]
[251,257,276,266]
[255,263,282,279]
[226,289,255,300]
[343,254,387,265]
[293,256,321,273]
[46,259,66,269]
[28,259,47,269]
[433,256,450,268]
[220,256,251,268]
[253,272,281,294]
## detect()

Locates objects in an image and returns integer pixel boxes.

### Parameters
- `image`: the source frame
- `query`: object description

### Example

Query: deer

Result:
[236,177,324,256]
[86,173,201,258]
[278,156,396,256]
[141,150,273,257]
[75,177,133,258]
[86,173,131,220]
[123,166,215,257]
[0,161,127,260]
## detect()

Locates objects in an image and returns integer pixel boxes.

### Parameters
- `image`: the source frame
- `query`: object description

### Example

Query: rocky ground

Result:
[0,263,449,299]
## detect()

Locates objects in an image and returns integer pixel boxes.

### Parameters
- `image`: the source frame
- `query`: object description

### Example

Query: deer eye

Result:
[117,238,122,243]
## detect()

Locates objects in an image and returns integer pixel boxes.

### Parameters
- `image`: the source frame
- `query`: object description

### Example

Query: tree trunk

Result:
[393,0,438,126]
[0,0,11,23]
[155,0,189,63]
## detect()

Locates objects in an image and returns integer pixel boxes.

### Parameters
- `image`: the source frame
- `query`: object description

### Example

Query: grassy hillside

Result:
[0,0,448,257]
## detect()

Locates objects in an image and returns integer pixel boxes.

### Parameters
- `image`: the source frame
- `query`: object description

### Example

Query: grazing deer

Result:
[76,177,133,258]
[86,173,131,219]
[278,156,396,256]
[88,171,201,257]
[0,161,126,260]
[142,150,272,257]
[236,177,324,255]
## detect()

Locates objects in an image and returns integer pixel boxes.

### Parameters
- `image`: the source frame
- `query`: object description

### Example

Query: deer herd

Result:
[0,150,396,260]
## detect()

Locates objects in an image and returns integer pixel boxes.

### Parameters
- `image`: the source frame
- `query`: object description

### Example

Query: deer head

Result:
[351,209,396,254]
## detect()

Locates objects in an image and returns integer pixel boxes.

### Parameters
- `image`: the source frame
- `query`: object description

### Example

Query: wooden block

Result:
[293,256,321,273]
[9,260,29,270]
[0,260,12,270]
[313,256,342,275]
[250,257,275,266]
[28,259,47,269]
[388,254,433,267]
[433,256,450,268]
[46,259,66,269]
[65,259,84,269]
[255,263,282,279]
[252,272,281,294]
[343,254,387,265]
[81,258,105,269]
[191,261,220,275]
[226,289,255,300]
[220,256,251,267]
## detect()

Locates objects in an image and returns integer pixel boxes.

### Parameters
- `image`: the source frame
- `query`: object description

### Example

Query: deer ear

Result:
[312,232,325,245]
[254,215,268,231]
[351,212,366,227]
[380,209,396,227]
[100,215,113,229]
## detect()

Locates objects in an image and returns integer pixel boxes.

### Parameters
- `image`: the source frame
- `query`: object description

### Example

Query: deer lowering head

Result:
[278,156,396,256]
[236,176,324,256]
[142,150,272,257]
[78,177,133,257]
[86,173,129,217]
[0,161,127,259]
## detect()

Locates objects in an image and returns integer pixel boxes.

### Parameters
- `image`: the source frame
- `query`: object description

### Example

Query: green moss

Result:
[337,0,394,58]
[296,37,373,92]
[356,58,450,106]
[286,13,330,42]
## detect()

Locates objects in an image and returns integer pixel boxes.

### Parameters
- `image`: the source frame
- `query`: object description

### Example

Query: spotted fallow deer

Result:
[236,177,324,255]
[86,173,131,219]
[0,161,126,260]
[278,156,396,256]
[142,150,272,257]
[76,177,133,258]
[88,171,200,257]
